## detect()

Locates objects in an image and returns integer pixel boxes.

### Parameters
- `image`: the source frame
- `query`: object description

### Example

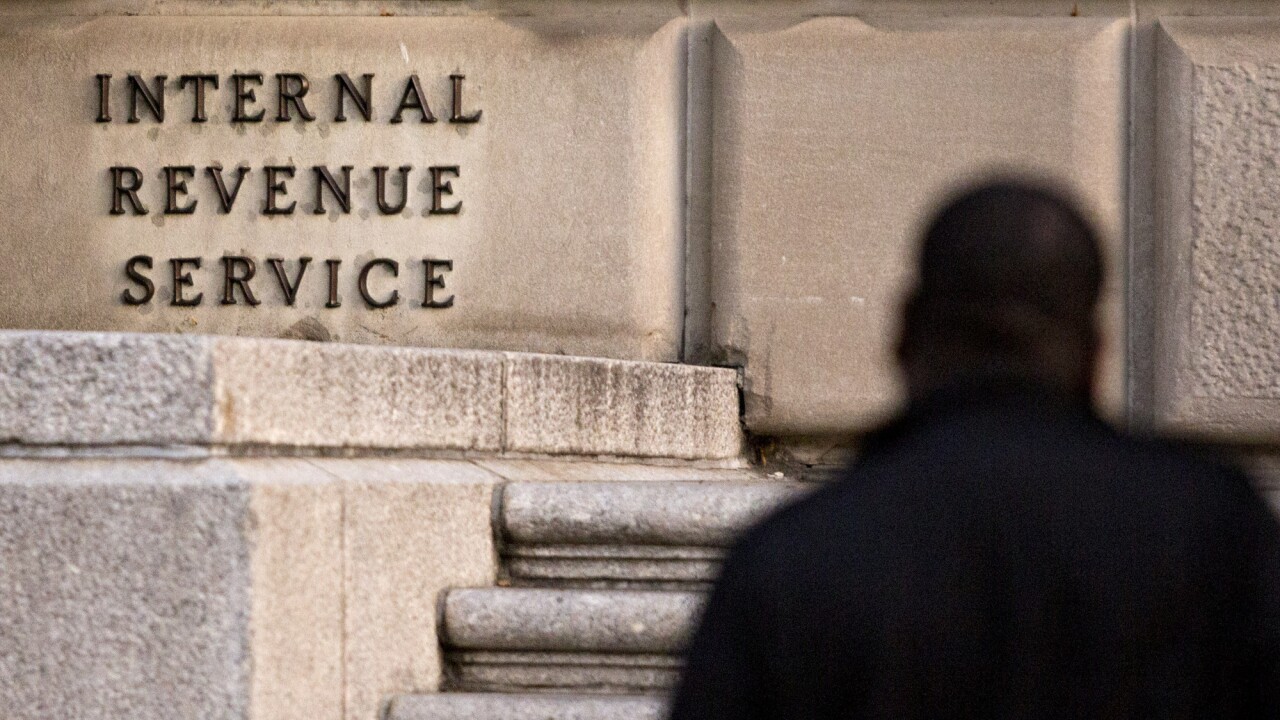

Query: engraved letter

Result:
[221,256,261,306]
[421,259,454,308]
[275,73,316,122]
[358,259,399,308]
[264,166,297,215]
[449,74,481,124]
[232,73,266,123]
[95,74,112,123]
[178,74,218,122]
[372,165,411,215]
[268,257,311,306]
[164,166,197,214]
[170,257,203,306]
[110,166,148,215]
[334,73,373,122]
[390,75,436,124]
[428,166,461,215]
[313,165,353,214]
[206,165,249,213]
[122,255,154,305]
[127,74,166,123]
[325,259,341,308]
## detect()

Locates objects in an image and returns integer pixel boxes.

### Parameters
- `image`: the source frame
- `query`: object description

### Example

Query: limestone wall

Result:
[0,1,1277,446]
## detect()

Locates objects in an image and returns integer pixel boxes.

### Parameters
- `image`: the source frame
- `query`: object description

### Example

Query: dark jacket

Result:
[670,378,1280,720]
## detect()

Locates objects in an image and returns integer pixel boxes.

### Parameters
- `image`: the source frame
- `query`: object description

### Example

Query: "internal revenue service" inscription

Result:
[97,71,479,310]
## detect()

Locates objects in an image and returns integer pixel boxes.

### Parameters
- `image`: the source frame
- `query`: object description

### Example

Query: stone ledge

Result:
[0,331,743,460]
[386,693,667,720]
[441,588,701,654]
[501,481,802,546]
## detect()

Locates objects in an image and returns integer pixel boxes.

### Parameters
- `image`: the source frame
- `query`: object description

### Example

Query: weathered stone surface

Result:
[442,588,701,654]
[0,457,500,720]
[235,460,346,720]
[697,16,1127,434]
[213,339,503,450]
[0,460,252,720]
[0,331,504,451]
[0,332,742,458]
[0,332,216,446]
[503,354,742,460]
[501,481,802,546]
[1154,19,1280,440]
[387,693,668,720]
[309,459,500,717]
[0,14,684,361]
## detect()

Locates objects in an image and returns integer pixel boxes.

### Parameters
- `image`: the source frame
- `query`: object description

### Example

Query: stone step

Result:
[446,651,681,694]
[441,588,701,692]
[443,588,702,654]
[499,481,805,587]
[387,693,668,720]
[0,331,742,460]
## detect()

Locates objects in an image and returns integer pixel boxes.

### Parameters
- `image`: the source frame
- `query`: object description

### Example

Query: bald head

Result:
[897,181,1103,402]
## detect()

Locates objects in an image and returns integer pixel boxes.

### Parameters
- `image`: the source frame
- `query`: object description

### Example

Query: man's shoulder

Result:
[1098,430,1255,489]
[724,427,1262,578]
[720,476,865,580]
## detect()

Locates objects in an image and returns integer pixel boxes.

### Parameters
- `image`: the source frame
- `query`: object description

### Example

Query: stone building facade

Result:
[0,1,1277,719]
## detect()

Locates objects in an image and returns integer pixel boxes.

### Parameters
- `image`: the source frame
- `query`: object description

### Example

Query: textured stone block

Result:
[699,16,1127,434]
[312,459,500,716]
[0,332,216,445]
[504,354,742,460]
[0,332,743,458]
[0,331,504,451]
[1154,19,1280,440]
[233,460,345,720]
[387,693,668,720]
[0,14,684,361]
[0,460,254,720]
[213,339,504,450]
[0,458,499,720]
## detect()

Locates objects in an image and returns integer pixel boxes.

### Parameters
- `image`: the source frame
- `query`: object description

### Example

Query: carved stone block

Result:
[0,15,685,361]
[1155,18,1280,440]
[700,16,1128,434]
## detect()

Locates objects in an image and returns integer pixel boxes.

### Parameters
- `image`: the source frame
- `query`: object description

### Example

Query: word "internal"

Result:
[94,72,481,125]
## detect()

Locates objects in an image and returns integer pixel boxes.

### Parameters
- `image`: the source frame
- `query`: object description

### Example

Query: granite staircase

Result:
[387,480,807,719]
[0,331,806,720]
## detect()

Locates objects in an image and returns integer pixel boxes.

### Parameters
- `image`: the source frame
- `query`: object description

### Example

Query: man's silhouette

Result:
[670,181,1280,719]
